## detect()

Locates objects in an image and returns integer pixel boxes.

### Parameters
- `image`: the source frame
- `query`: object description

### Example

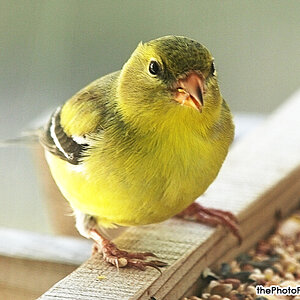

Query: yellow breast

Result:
[46,105,233,228]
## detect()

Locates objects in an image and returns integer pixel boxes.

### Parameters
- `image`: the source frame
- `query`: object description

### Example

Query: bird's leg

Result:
[89,228,167,271]
[177,202,242,244]
[73,209,167,270]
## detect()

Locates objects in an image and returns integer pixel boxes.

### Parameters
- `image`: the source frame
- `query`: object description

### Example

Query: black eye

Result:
[149,60,160,76]
[211,62,216,76]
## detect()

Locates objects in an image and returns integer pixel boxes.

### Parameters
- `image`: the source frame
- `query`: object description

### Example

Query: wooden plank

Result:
[40,90,300,300]
[167,167,300,300]
[0,256,77,299]
[0,228,91,264]
[1,284,41,300]
[0,229,91,299]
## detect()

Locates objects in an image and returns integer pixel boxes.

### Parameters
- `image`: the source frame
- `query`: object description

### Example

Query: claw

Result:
[127,259,168,273]
[149,260,168,267]
[177,202,242,244]
[89,229,167,271]
[115,258,120,271]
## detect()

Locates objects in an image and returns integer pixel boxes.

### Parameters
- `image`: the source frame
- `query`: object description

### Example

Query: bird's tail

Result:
[0,130,41,147]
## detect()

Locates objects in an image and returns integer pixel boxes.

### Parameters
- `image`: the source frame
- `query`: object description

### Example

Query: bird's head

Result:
[118,36,223,132]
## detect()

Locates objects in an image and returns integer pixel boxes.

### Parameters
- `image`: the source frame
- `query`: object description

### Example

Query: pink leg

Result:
[177,202,242,244]
[89,229,167,271]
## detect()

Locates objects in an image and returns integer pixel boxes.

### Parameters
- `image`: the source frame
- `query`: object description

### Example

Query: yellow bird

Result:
[40,36,238,270]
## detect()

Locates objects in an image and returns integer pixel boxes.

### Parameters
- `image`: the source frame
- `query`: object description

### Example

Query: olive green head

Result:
[118,35,222,130]
[145,36,214,82]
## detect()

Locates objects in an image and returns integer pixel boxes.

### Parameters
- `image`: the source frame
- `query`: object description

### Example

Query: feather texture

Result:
[43,36,234,228]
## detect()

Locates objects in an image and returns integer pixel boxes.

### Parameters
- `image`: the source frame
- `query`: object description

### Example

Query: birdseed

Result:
[183,212,300,300]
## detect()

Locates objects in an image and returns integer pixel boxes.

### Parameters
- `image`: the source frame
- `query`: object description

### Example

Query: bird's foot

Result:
[90,229,167,271]
[177,202,242,244]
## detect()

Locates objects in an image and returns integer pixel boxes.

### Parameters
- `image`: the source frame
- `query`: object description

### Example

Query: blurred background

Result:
[0,1,299,234]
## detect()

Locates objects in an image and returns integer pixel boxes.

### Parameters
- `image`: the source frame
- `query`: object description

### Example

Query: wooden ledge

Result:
[35,90,300,299]
[0,229,91,299]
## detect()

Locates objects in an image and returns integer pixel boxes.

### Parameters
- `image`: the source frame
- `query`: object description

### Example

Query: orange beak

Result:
[174,72,205,112]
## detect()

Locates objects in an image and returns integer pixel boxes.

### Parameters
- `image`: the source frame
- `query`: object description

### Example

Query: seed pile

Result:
[183,213,300,300]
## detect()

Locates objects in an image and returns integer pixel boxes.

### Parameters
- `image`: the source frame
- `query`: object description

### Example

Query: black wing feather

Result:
[40,107,88,165]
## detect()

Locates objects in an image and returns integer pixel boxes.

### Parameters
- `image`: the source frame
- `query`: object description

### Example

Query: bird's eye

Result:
[148,60,161,76]
[211,62,216,76]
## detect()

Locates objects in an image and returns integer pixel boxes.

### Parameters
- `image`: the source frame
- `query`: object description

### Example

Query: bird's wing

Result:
[40,71,119,165]
[40,106,90,165]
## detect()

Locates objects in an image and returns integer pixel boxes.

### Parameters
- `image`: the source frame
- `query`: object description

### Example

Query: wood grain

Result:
[0,229,92,299]
[36,89,300,299]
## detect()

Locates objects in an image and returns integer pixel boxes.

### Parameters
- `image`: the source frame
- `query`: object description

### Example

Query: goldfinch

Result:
[40,36,238,270]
